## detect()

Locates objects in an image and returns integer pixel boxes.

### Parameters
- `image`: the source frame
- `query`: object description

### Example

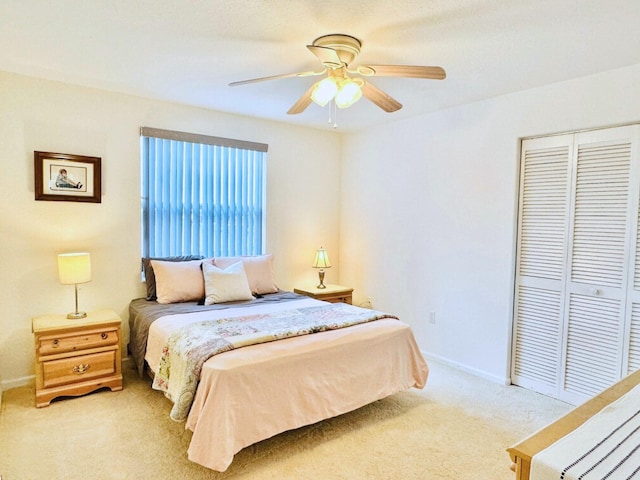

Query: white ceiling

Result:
[2,0,640,132]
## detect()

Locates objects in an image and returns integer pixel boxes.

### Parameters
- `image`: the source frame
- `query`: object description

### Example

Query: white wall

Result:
[340,63,640,383]
[5,62,640,389]
[0,72,342,386]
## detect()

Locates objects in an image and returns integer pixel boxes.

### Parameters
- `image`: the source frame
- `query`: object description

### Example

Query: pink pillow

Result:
[150,259,205,304]
[213,254,278,295]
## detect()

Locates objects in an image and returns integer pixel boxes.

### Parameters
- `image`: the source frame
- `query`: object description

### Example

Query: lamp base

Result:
[317,269,327,289]
[67,283,87,319]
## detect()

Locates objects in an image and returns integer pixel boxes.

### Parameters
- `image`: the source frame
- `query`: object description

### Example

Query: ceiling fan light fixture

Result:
[335,78,363,108]
[311,77,338,106]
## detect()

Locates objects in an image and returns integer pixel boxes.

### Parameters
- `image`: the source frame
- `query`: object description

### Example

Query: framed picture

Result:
[34,151,102,203]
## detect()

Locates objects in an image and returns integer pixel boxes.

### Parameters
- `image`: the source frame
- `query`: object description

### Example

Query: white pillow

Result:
[151,259,205,304]
[203,261,254,305]
[213,254,278,295]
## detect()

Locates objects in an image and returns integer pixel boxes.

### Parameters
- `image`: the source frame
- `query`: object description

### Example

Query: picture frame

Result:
[34,151,102,203]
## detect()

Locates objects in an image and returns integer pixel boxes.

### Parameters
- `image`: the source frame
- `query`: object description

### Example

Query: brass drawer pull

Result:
[72,363,91,375]
[52,339,59,348]
[101,333,108,340]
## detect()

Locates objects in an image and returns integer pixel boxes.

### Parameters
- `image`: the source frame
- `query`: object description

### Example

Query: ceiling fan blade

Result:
[306,45,343,68]
[287,84,316,115]
[361,65,446,80]
[229,70,324,87]
[361,81,403,113]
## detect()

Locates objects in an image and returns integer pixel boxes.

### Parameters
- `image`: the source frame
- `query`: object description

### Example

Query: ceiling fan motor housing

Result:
[312,34,362,67]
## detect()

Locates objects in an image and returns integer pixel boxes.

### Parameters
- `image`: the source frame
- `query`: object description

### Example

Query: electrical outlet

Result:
[359,297,373,309]
[429,312,436,324]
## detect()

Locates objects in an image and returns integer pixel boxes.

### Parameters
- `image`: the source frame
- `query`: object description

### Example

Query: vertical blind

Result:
[140,127,267,259]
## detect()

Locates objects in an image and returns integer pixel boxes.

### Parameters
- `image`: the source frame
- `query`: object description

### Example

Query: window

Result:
[140,127,267,259]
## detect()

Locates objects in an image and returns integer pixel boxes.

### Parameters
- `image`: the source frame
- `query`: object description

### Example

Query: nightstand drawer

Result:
[329,294,352,304]
[38,328,118,356]
[294,285,353,304]
[42,350,117,388]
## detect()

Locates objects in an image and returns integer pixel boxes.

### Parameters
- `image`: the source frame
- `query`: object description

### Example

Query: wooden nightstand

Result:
[294,284,353,304]
[32,309,123,407]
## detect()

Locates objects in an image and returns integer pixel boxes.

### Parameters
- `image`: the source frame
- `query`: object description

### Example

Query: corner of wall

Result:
[1,375,35,392]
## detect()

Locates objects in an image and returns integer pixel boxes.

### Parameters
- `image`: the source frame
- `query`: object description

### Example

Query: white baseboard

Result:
[423,350,510,385]
[1,375,34,391]
[0,354,507,405]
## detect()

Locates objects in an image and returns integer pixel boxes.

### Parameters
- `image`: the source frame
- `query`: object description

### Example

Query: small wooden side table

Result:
[32,309,123,407]
[294,284,353,304]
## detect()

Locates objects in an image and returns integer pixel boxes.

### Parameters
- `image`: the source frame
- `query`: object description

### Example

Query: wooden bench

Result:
[506,369,640,480]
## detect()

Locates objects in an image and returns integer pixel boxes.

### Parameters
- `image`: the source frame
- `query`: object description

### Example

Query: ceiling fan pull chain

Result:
[332,101,338,129]
[327,100,335,127]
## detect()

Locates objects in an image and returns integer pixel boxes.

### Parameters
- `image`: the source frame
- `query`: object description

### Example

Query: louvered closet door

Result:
[623,129,640,377]
[561,127,639,404]
[512,125,640,404]
[511,134,573,397]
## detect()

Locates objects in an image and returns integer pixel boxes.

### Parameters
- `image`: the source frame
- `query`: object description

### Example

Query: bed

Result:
[507,368,640,480]
[129,255,428,472]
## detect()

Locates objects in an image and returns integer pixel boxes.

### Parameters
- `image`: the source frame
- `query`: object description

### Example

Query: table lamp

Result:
[312,247,331,289]
[58,252,91,319]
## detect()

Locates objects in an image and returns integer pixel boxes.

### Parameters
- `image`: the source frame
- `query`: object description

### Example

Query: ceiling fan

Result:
[229,34,446,115]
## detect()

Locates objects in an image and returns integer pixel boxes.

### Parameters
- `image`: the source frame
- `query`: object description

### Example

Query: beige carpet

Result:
[0,360,570,480]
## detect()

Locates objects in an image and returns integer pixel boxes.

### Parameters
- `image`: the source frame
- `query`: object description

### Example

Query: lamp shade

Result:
[312,248,332,269]
[311,77,339,106]
[58,252,91,285]
[335,79,363,108]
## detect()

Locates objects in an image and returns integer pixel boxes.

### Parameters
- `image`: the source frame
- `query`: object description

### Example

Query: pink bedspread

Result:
[154,303,400,421]
[146,298,428,472]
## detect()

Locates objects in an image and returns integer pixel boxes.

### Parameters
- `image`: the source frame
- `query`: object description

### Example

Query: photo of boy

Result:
[55,168,83,189]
